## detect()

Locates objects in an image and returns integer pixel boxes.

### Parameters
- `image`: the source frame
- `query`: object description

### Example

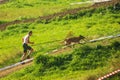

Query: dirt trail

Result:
[0,0,119,30]
[0,62,32,78]
[0,0,8,4]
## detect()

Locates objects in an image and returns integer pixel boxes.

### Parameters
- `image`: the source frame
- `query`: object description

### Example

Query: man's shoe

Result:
[21,62,25,64]
[20,59,25,64]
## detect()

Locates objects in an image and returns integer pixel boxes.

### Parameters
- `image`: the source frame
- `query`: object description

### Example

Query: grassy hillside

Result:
[0,0,90,21]
[1,39,120,80]
[0,4,120,68]
[0,2,120,80]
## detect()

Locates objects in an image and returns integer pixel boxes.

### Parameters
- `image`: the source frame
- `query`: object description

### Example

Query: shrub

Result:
[111,41,120,50]
[34,41,120,76]
[0,21,7,24]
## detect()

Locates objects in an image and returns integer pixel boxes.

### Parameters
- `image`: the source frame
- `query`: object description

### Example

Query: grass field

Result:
[0,1,120,80]
[0,6,120,68]
[0,0,91,21]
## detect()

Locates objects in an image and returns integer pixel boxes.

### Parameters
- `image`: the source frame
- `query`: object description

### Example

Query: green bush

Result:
[0,21,7,24]
[34,41,120,76]
[111,41,120,50]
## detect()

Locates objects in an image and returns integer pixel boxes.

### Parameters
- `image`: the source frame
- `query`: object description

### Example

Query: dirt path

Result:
[0,0,8,4]
[0,62,32,78]
[52,47,72,55]
[0,0,119,30]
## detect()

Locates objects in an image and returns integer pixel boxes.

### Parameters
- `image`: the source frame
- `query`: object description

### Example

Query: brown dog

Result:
[64,35,85,45]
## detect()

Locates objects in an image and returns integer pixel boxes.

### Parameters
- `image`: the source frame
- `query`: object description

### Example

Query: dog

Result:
[64,35,85,46]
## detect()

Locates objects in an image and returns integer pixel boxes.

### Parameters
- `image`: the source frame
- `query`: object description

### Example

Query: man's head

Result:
[28,31,32,36]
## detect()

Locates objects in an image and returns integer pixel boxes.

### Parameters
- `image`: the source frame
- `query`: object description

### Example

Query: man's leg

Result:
[27,48,34,59]
[22,43,28,61]
[21,52,27,61]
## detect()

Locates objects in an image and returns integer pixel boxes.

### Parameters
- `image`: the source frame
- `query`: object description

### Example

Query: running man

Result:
[21,31,34,61]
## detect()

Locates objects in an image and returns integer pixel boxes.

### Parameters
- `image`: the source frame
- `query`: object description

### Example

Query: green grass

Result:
[0,0,91,21]
[0,5,120,68]
[1,40,120,80]
[0,3,120,80]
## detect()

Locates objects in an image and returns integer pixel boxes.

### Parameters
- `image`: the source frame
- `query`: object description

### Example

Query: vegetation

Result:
[1,40,120,80]
[0,1,120,80]
[0,5,120,68]
[0,0,91,21]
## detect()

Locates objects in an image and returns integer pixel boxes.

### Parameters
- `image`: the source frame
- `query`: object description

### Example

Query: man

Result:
[21,31,34,61]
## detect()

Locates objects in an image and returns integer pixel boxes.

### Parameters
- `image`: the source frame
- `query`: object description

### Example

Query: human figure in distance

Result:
[21,31,34,61]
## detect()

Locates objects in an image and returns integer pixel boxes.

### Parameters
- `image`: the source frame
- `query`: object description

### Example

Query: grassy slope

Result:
[1,38,120,80]
[0,5,120,68]
[0,2,120,80]
[0,0,90,22]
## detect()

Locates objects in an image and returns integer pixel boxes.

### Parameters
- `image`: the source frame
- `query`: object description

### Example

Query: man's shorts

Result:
[23,43,32,53]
